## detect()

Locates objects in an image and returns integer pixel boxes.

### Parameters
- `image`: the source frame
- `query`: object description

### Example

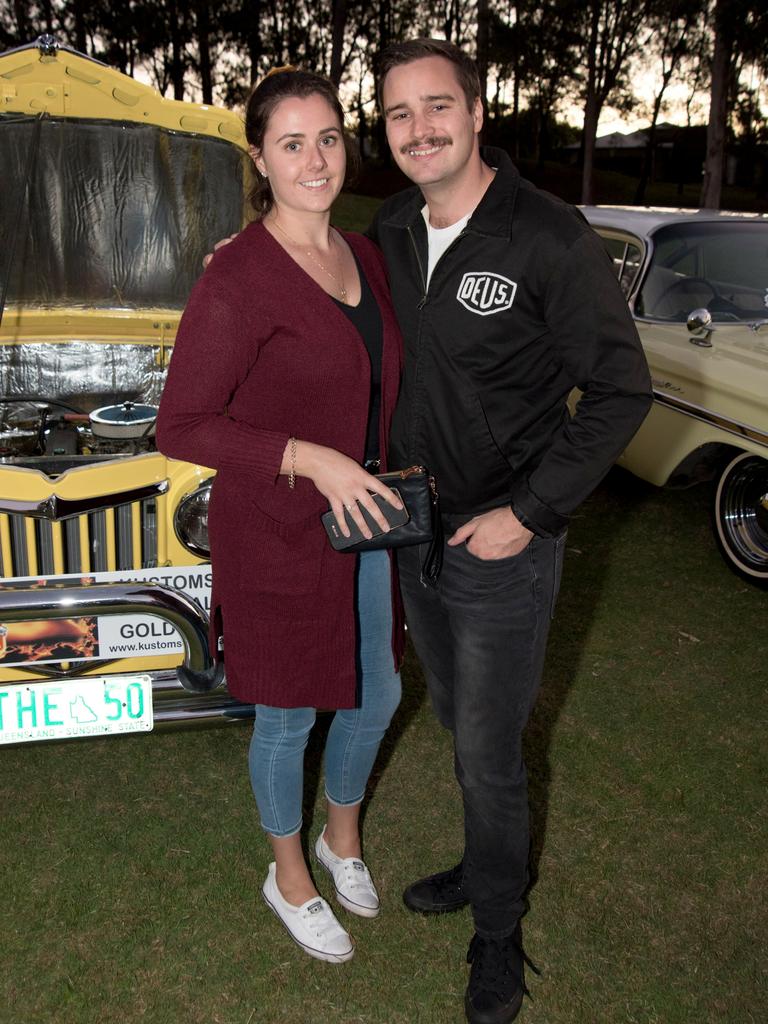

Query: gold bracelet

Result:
[288,436,297,489]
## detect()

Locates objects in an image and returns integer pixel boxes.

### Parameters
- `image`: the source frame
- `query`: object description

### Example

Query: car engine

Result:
[0,340,167,475]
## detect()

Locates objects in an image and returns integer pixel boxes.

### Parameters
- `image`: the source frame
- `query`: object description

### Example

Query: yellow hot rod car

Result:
[583,206,768,587]
[0,36,252,744]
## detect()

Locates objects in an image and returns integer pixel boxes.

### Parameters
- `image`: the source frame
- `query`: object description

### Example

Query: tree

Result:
[700,0,768,208]
[634,0,704,204]
[0,0,35,47]
[700,0,733,208]
[365,0,422,160]
[476,0,489,116]
[329,0,347,86]
[193,0,213,103]
[576,0,649,204]
[484,2,578,162]
[524,0,582,166]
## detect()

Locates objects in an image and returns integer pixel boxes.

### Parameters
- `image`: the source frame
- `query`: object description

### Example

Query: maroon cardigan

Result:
[156,222,405,708]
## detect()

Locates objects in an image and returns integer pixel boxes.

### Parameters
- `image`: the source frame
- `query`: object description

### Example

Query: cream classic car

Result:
[0,37,253,744]
[583,206,768,586]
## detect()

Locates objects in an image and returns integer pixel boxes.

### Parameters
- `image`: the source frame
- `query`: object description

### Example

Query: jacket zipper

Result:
[407,226,428,308]
[408,225,470,308]
[403,222,469,464]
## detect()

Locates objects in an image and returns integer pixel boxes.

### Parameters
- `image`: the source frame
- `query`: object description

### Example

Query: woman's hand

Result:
[284,440,403,540]
[202,234,238,269]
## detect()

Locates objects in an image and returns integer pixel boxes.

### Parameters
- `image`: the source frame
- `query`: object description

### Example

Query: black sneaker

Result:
[464,924,539,1024]
[402,861,470,914]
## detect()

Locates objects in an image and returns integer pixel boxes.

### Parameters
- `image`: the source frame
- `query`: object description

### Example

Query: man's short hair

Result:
[377,38,481,112]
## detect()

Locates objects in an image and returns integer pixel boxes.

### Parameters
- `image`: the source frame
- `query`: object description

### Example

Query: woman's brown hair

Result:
[244,68,360,219]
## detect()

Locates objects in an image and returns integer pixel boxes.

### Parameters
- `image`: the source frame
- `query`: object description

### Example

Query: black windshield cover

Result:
[0,114,245,309]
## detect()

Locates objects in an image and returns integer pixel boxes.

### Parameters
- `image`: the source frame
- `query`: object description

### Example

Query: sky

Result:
[573,61,766,137]
[137,47,766,142]
[593,79,710,136]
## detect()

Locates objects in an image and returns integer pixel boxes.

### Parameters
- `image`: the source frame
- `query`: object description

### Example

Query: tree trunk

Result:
[356,73,368,156]
[373,0,392,162]
[476,0,489,116]
[531,107,541,166]
[330,0,347,87]
[444,0,455,43]
[492,74,501,122]
[512,72,520,160]
[72,0,87,53]
[13,1,30,42]
[40,0,53,34]
[635,88,666,204]
[581,91,600,205]
[266,0,284,67]
[579,1,601,205]
[171,43,185,99]
[167,0,186,101]
[635,9,696,206]
[244,0,262,84]
[700,0,731,209]
[537,101,550,170]
[196,0,213,105]
[286,0,299,64]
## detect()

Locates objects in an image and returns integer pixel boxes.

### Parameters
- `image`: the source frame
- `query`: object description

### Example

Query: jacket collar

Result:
[380,146,520,240]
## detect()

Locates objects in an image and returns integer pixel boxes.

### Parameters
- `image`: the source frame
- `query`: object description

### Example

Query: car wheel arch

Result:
[665,442,744,489]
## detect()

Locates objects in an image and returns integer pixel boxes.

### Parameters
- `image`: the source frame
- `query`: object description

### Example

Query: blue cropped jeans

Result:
[249,549,401,837]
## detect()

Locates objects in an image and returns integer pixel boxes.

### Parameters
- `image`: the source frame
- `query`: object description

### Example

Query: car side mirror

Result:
[686,308,714,347]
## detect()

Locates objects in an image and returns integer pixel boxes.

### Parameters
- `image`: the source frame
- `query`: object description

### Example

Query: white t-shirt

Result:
[422,205,471,288]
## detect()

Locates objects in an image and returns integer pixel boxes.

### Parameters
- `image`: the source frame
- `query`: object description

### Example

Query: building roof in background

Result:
[564,122,681,150]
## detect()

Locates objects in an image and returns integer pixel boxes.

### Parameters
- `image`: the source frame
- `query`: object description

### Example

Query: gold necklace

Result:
[271,219,347,301]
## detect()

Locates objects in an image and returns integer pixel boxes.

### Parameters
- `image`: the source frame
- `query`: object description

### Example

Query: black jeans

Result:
[398,515,566,939]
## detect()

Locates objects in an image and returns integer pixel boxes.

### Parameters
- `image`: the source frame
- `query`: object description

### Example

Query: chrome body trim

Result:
[0,480,169,520]
[635,313,768,331]
[0,581,224,691]
[651,390,768,448]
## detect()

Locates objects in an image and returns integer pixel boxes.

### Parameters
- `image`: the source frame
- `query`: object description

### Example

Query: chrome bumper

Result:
[0,582,253,726]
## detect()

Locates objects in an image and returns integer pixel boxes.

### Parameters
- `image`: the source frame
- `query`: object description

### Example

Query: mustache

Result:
[400,136,452,154]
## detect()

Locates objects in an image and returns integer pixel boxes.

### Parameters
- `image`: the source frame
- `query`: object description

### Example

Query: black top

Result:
[333,257,383,463]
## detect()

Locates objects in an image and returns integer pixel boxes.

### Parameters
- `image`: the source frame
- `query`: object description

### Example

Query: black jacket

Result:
[368,147,653,536]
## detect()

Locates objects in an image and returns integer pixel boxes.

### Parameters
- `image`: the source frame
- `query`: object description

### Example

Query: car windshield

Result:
[0,114,245,310]
[635,221,768,323]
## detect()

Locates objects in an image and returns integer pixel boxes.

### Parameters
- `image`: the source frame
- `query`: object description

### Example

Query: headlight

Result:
[174,480,212,557]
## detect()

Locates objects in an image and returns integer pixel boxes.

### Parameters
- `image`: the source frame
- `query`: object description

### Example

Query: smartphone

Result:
[321,488,409,551]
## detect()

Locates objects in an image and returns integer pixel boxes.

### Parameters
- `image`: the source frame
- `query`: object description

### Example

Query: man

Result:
[207,39,651,1021]
[368,39,652,1024]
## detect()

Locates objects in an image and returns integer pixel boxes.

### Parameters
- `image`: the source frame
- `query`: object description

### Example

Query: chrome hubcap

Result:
[717,455,768,577]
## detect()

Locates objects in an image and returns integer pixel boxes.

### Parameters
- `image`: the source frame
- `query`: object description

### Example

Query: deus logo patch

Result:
[456,272,517,316]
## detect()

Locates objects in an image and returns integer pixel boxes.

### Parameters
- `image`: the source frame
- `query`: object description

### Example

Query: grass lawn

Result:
[1,469,765,1024]
[331,191,383,231]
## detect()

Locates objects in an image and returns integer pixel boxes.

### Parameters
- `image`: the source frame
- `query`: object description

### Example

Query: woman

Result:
[156,68,405,964]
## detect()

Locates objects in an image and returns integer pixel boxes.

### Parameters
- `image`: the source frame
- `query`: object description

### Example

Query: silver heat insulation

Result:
[0,341,166,428]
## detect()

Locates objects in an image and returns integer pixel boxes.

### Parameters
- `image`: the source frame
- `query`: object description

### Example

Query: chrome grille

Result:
[0,496,160,578]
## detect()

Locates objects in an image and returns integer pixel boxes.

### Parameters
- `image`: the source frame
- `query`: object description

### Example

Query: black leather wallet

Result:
[321,488,409,551]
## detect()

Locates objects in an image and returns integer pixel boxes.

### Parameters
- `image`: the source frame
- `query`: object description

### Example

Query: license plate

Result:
[0,674,153,745]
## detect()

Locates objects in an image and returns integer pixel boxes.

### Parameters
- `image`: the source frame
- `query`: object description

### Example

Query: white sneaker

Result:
[314,826,381,919]
[261,862,354,963]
